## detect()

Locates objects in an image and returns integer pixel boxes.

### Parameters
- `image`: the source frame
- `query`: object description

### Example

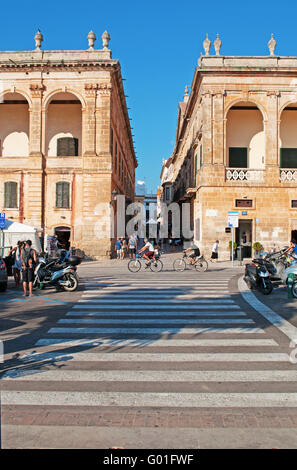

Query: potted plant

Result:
[228,240,237,260]
[253,241,262,257]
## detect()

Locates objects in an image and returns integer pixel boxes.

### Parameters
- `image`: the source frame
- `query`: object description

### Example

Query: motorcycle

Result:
[33,254,81,292]
[244,258,275,295]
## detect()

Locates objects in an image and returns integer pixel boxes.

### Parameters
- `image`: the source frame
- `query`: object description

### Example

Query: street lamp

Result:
[112,189,118,201]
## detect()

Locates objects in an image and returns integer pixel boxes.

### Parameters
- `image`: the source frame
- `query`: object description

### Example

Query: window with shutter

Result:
[229,147,248,168]
[57,137,79,156]
[4,181,18,208]
[280,149,297,168]
[56,182,70,208]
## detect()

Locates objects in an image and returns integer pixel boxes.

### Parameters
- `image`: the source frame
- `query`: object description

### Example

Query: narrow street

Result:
[1,255,297,448]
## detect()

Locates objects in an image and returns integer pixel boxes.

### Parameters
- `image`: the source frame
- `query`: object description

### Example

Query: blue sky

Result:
[1,0,295,192]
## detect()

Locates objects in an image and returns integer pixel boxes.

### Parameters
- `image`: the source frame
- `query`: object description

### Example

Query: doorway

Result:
[54,226,71,250]
[236,219,252,258]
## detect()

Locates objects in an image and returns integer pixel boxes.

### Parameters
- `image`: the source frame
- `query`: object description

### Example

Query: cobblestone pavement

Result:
[1,253,297,449]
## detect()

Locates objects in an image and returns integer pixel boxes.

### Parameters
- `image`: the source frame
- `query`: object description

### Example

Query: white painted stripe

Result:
[238,276,297,341]
[48,327,265,334]
[3,369,296,382]
[73,305,241,310]
[80,292,235,304]
[18,351,288,362]
[35,338,278,348]
[2,391,296,407]
[66,311,247,317]
[58,318,254,325]
[85,285,228,289]
[82,293,232,299]
[78,299,235,304]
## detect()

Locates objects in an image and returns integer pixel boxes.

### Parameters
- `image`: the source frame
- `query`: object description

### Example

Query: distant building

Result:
[0,30,137,258]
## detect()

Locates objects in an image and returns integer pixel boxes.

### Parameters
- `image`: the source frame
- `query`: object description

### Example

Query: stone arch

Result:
[0,91,30,157]
[44,91,83,156]
[279,101,297,168]
[226,100,266,169]
[224,98,267,122]
[43,88,86,111]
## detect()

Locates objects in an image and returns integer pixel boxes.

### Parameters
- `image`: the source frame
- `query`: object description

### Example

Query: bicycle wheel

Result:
[173,258,186,272]
[195,258,208,272]
[128,259,141,273]
[150,259,163,272]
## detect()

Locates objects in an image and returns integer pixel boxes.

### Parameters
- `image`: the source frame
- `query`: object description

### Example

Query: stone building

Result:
[160,35,297,260]
[0,30,137,258]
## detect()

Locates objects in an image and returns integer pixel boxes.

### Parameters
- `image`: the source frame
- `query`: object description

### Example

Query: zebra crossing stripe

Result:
[57,318,255,325]
[66,311,247,317]
[2,391,296,407]
[2,369,295,382]
[78,298,236,304]
[34,338,278,347]
[47,327,265,334]
[18,351,287,362]
[72,305,241,310]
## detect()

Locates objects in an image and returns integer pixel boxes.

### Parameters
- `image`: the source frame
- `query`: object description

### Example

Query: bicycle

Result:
[128,253,163,273]
[173,252,208,272]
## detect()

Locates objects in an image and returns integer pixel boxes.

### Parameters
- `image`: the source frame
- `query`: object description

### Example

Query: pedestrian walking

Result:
[21,240,37,297]
[211,240,219,263]
[9,241,23,287]
[115,238,122,260]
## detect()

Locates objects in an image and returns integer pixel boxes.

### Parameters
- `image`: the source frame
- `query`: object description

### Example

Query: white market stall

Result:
[1,220,41,255]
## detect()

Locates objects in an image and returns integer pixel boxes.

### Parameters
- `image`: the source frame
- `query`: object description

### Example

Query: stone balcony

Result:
[226,168,265,182]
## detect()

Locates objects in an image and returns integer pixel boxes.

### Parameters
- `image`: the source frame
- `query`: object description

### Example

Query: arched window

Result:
[56,182,70,209]
[4,181,18,208]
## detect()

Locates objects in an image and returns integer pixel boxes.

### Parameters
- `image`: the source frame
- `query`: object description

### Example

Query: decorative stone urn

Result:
[34,29,43,50]
[268,34,276,56]
[101,30,111,50]
[203,34,211,56]
[214,34,222,56]
[87,30,96,50]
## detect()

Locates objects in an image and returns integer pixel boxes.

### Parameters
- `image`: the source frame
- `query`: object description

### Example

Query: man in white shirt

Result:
[138,238,155,267]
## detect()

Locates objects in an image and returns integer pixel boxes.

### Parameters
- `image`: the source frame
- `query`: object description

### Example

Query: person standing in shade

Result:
[211,240,219,263]
[21,240,37,297]
[9,241,23,287]
[115,238,122,260]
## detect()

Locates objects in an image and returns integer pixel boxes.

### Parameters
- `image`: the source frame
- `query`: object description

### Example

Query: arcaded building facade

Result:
[0,31,137,258]
[162,36,297,260]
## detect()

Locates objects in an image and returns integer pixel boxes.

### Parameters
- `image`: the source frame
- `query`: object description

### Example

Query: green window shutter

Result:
[280,148,297,168]
[229,148,248,168]
[200,145,203,167]
[56,182,70,208]
[194,154,197,184]
[57,137,79,156]
[4,181,17,208]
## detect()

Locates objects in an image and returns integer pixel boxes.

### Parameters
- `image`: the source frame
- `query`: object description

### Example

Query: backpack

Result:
[22,247,35,268]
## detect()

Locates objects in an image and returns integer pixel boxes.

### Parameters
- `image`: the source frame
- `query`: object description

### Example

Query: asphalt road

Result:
[1,254,297,449]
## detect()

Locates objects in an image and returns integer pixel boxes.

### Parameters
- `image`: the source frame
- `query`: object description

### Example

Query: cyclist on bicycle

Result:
[138,238,155,268]
[184,242,200,265]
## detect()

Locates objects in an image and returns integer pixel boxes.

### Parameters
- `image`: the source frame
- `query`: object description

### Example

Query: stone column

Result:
[83,83,97,156]
[265,91,280,184]
[29,84,44,156]
[96,83,112,162]
[212,92,225,165]
[201,91,213,165]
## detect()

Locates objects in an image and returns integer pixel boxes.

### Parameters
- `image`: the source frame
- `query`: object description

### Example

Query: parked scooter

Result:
[244,258,275,295]
[33,253,81,292]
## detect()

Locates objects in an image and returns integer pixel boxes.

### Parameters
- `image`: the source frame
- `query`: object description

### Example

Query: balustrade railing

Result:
[280,169,297,182]
[226,168,265,182]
